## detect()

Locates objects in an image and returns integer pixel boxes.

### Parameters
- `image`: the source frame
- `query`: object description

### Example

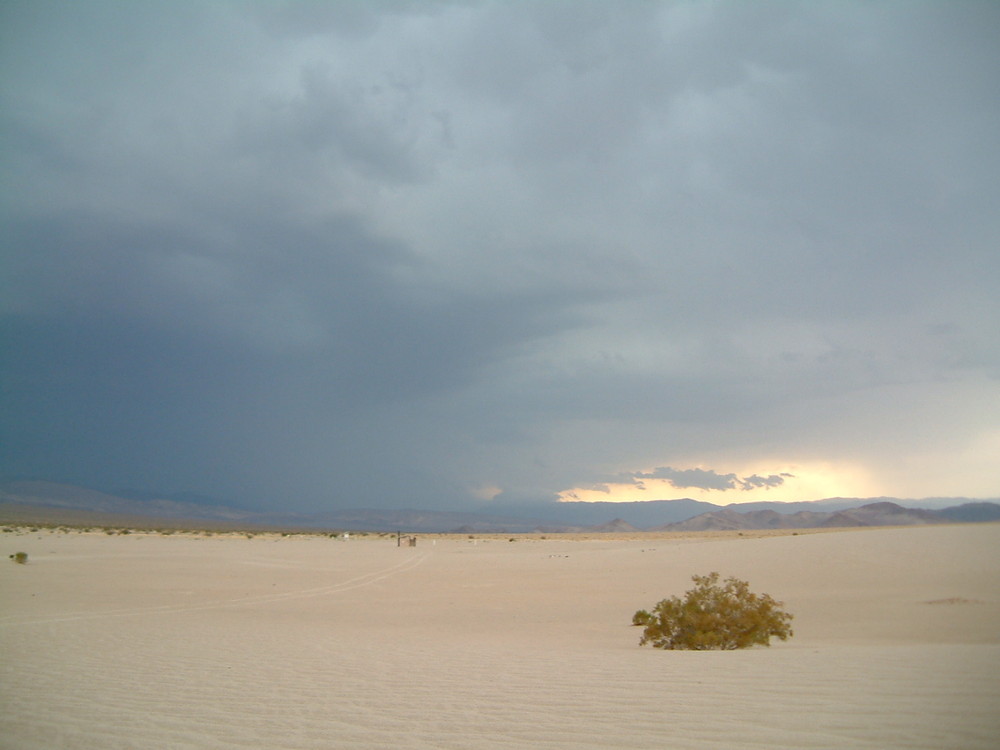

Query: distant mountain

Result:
[653,501,999,532]
[585,517,641,533]
[0,483,721,532]
[0,480,255,522]
[499,498,721,528]
[2,480,998,533]
[113,487,240,509]
[721,497,893,514]
[937,502,1000,523]
[820,502,942,528]
[649,508,831,532]
[280,508,555,534]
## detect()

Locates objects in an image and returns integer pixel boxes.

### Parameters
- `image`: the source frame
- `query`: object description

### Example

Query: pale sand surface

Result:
[2,524,998,749]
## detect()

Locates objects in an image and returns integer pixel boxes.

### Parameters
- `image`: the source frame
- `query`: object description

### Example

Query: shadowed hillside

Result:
[2,480,998,533]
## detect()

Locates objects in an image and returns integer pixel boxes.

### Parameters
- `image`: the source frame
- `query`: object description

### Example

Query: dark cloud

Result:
[2,1,998,509]
[739,474,794,491]
[629,467,791,493]
[635,468,741,492]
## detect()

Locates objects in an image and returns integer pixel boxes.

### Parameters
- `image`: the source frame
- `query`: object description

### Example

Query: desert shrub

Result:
[632,609,653,626]
[10,552,28,564]
[636,572,793,650]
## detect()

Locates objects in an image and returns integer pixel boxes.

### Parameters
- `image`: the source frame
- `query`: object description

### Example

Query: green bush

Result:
[632,609,653,626]
[635,572,793,650]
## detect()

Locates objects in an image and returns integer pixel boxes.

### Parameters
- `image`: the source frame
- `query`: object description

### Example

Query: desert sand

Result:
[1,524,998,749]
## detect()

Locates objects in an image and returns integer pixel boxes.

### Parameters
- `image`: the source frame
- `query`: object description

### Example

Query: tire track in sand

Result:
[0,551,431,628]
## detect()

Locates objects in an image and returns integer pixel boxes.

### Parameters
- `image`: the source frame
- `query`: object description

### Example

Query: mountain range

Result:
[2,480,999,533]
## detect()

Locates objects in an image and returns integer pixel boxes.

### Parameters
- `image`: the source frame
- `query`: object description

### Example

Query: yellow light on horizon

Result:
[558,462,880,504]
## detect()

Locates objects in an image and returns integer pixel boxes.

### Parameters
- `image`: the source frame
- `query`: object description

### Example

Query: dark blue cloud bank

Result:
[2,1,998,512]
[631,467,792,492]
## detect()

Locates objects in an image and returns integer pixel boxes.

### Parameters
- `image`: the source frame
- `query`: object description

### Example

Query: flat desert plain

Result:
[1,524,998,749]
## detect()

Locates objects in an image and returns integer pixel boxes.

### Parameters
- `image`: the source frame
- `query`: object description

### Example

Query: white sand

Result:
[1,524,998,749]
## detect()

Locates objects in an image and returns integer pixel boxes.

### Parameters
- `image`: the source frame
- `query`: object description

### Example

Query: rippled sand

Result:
[2,524,998,749]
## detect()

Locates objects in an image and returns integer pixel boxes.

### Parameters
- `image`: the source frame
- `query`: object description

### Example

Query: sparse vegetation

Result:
[0,522,371,539]
[635,572,793,650]
[631,609,652,627]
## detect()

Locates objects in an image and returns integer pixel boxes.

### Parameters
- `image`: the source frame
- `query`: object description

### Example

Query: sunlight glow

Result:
[558,462,881,504]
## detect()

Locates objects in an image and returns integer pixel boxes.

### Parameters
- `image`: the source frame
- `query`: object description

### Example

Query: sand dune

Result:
[2,524,998,749]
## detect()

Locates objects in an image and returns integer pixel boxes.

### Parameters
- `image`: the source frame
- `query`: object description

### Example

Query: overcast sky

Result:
[2,1,998,512]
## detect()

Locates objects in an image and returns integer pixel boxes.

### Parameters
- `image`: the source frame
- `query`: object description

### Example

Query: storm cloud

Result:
[631,467,792,492]
[2,1,998,511]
